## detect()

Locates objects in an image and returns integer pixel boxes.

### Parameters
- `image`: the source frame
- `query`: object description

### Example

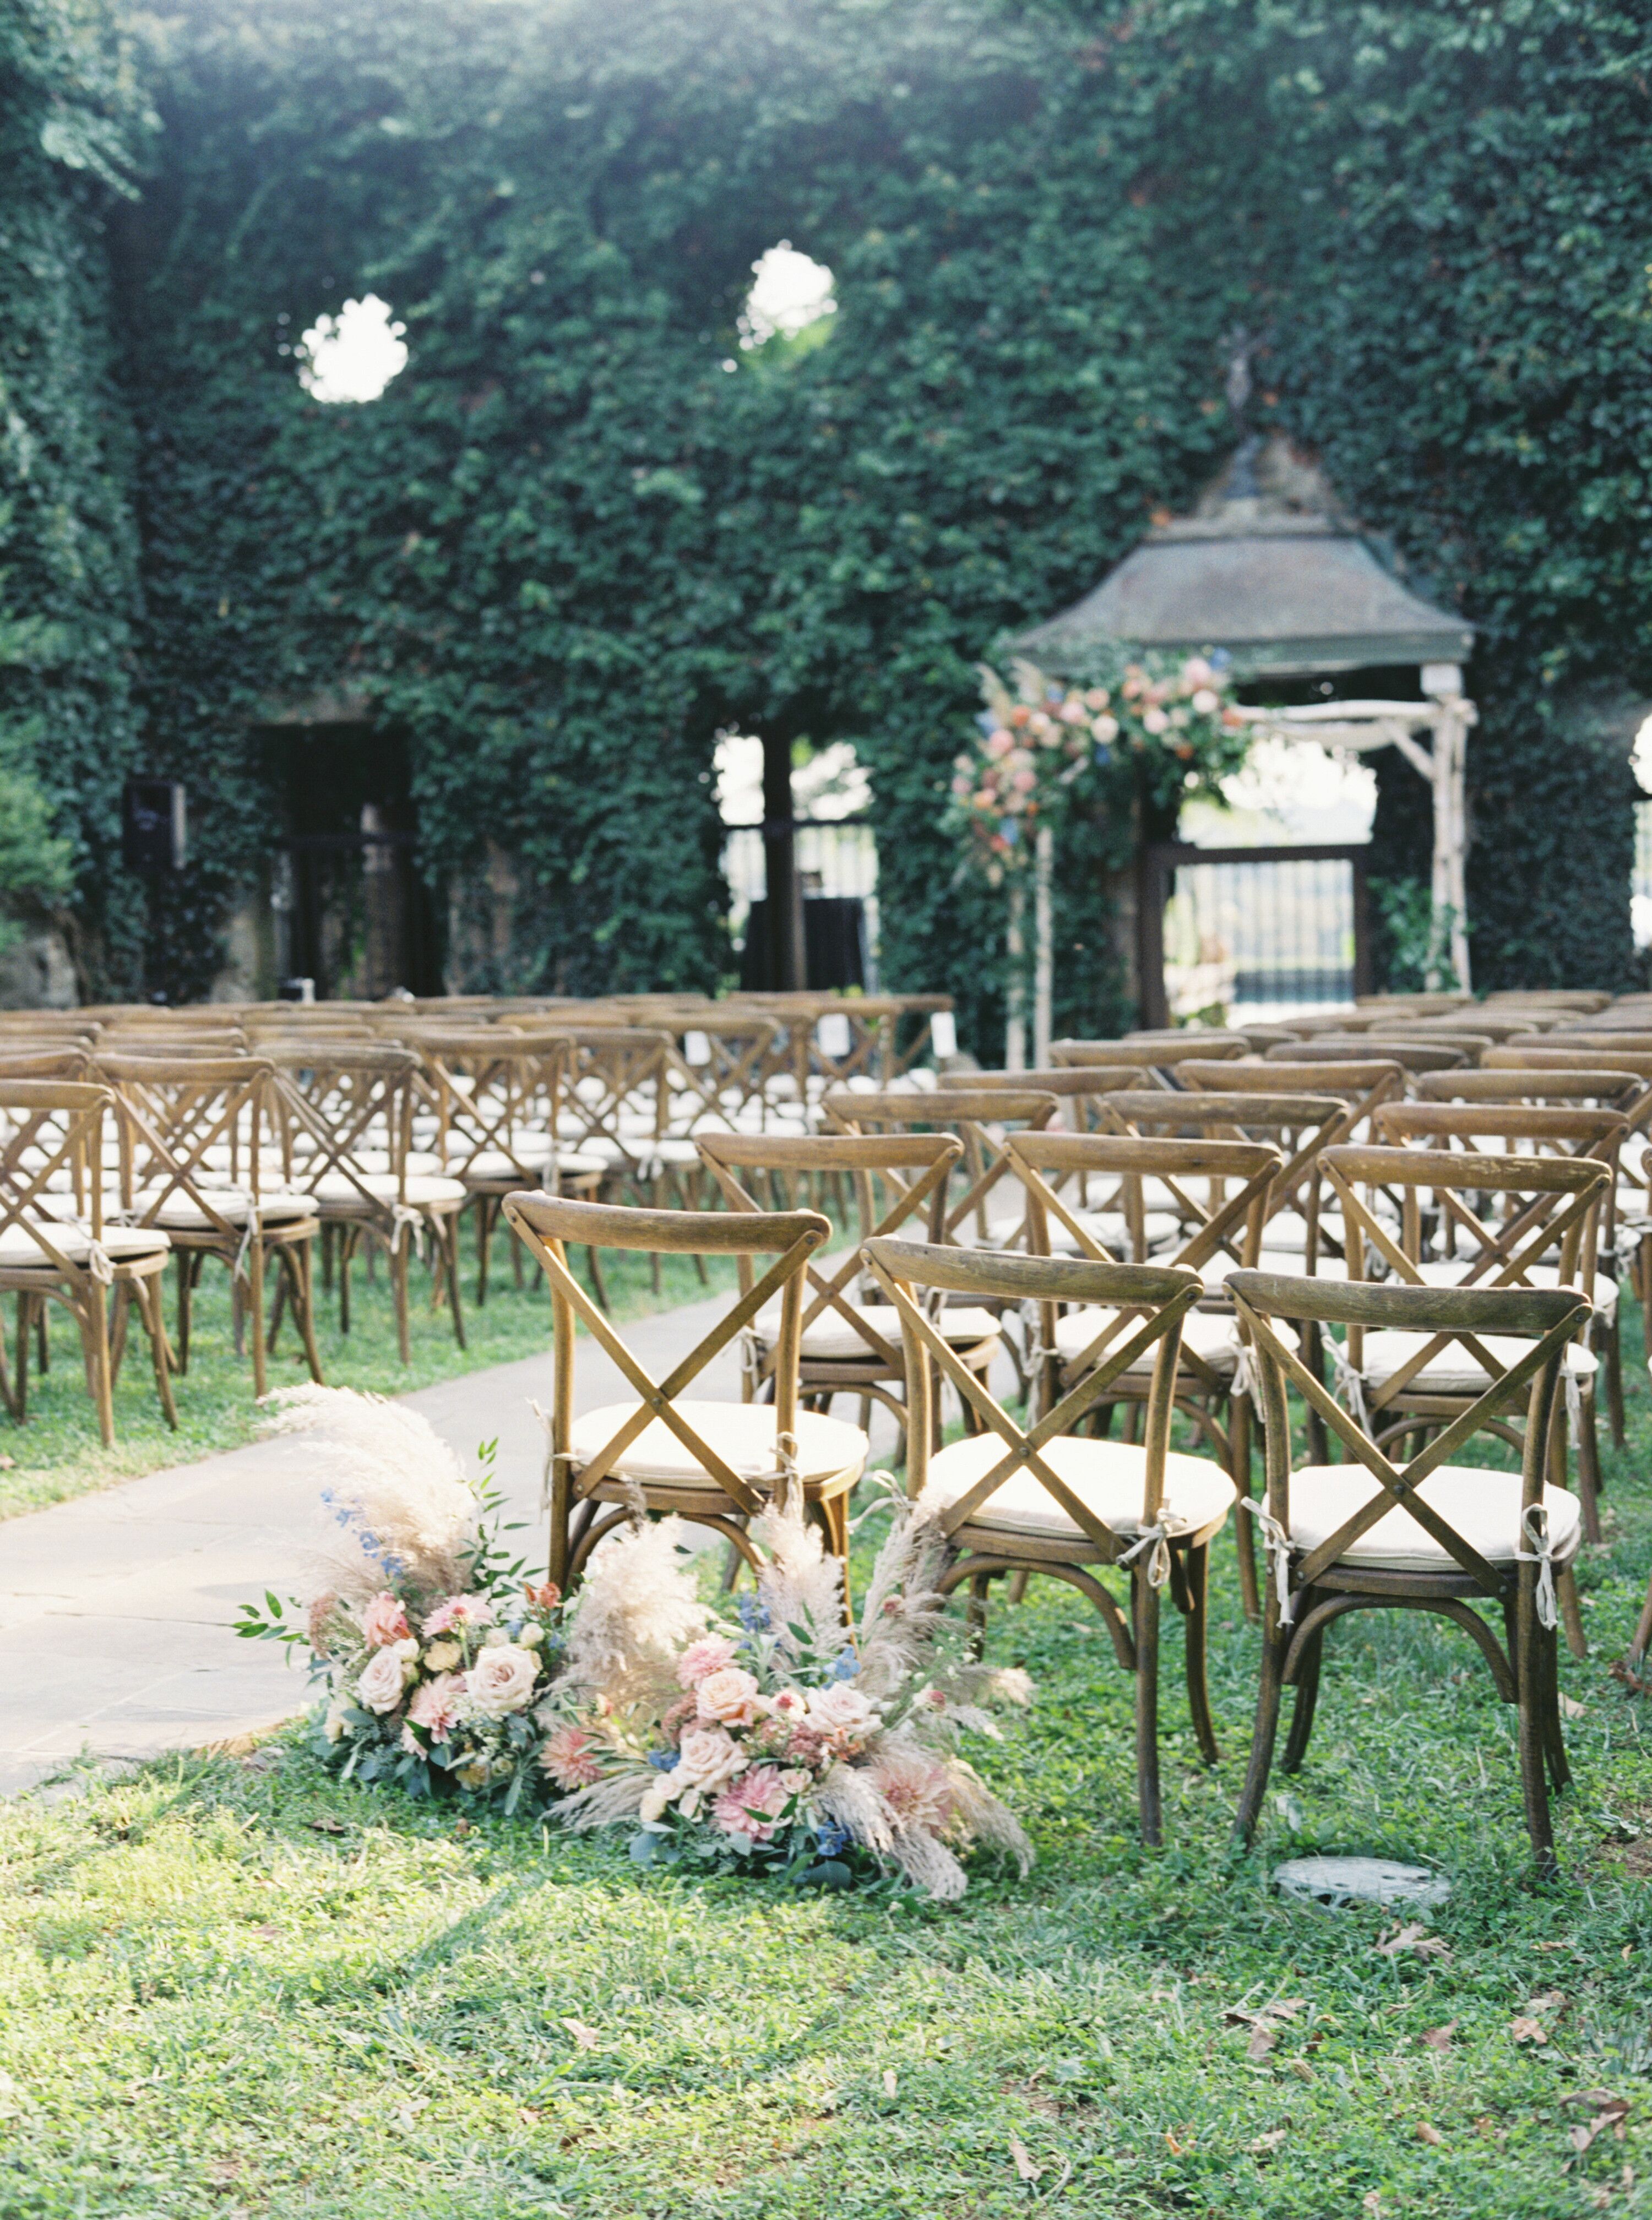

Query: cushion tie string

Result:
[1324,1336,1369,1432]
[1514,1501,1559,1632]
[390,1201,426,1261]
[1230,1340,1258,1406]
[1117,1514,1190,1589]
[86,1239,115,1288]
[738,1326,764,1398]
[771,1428,802,1520]
[1239,1497,1296,1625]
[1563,1357,1582,1449]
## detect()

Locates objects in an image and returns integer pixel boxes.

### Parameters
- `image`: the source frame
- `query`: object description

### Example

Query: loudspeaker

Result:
[122,780,187,874]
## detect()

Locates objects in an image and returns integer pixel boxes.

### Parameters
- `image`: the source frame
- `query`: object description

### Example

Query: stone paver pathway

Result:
[0,1297,745,1797]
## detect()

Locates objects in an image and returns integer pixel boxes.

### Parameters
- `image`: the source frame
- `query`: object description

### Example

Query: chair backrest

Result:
[0,1080,110,1272]
[937,1066,1137,1134]
[1106,1080,1381,1261]
[1319,1142,1610,1374]
[1415,1067,1641,1111]
[697,1130,963,1377]
[91,1053,280,1239]
[864,1236,1200,1552]
[822,1086,1057,1241]
[1230,1270,1586,1609]
[0,1048,93,1079]
[503,1191,829,1519]
[262,1044,418,1208]
[1007,1129,1281,1270]
[1264,1036,1465,1074]
[542,1026,672,1167]
[411,1030,571,1185]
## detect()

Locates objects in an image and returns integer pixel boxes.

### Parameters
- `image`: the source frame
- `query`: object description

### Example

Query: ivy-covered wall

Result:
[0,0,151,994]
[6,0,1651,1018]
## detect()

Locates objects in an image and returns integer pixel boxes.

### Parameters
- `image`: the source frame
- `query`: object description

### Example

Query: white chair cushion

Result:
[132,1186,313,1228]
[569,1401,866,1489]
[308,1171,468,1209]
[920,1432,1232,1545]
[751,1299,998,1361]
[1286,1462,1582,1574]
[1053,1303,1240,1374]
[0,1220,169,1266]
[1348,1327,1597,1395]
[1407,1259,1618,1323]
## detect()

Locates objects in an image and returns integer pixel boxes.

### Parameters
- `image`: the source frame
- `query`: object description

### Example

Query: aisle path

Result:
[0,1297,744,1798]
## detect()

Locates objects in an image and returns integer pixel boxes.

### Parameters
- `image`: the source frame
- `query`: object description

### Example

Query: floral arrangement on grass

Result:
[948,652,1247,884]
[539,1490,1035,1901]
[235,1387,564,1813]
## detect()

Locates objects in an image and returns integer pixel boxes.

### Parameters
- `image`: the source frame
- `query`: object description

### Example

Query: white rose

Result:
[805,1683,879,1746]
[669,1726,747,1795]
[465,1643,540,1719]
[355,1648,407,1715]
[393,1637,421,1663]
[518,1623,545,1646]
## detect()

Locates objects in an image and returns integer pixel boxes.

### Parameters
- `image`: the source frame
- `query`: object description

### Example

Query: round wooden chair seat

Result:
[132,1185,314,1228]
[1286,1463,1583,1575]
[921,1431,1232,1551]
[310,1171,469,1211]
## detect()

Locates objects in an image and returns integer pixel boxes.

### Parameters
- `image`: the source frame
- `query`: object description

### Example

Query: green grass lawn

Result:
[6,1304,1652,2213]
[0,1233,739,1522]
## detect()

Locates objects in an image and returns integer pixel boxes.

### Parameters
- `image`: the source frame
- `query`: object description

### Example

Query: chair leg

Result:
[265,1261,288,1354]
[1514,1597,1559,1879]
[175,1253,193,1375]
[1233,1617,1290,1847]
[965,1571,992,1660]
[13,1293,29,1422]
[247,1234,267,1399]
[34,1297,47,1375]
[1133,1568,1162,1847]
[136,1275,178,1429]
[338,1227,354,1336]
[1558,1564,1587,1661]
[1574,1385,1603,1546]
[393,1236,411,1364]
[294,1242,325,1384]
[1606,1308,1625,1451]
[1281,1618,1325,1775]
[443,1218,466,1350]
[1539,1622,1571,1793]
[1230,1390,1260,1623]
[475,1194,493,1308]
[1182,1542,1220,1766]
[86,1284,115,1449]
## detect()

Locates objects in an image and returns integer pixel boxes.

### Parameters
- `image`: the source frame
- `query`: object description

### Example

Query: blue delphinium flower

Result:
[647,1749,679,1771]
[831,1649,858,1682]
[814,1821,852,1859]
[737,1595,771,1634]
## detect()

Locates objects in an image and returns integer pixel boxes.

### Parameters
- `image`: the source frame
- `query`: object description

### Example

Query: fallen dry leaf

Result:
[1009,2135,1044,2184]
[1224,1996,1306,2063]
[1362,2195,1383,2217]
[1164,2126,1194,2156]
[1416,2121,1444,2147]
[1561,1693,1587,1718]
[1249,2128,1289,2155]
[560,2018,600,2051]
[882,2069,898,2099]
[1509,2017,1548,2047]
[1524,1990,1567,2016]
[305,1815,347,1835]
[252,1922,281,1941]
[518,2108,541,2126]
[1421,2023,1457,2052]
[1564,2094,1632,2154]
[1375,1923,1450,1960]
[0,1452,15,1469]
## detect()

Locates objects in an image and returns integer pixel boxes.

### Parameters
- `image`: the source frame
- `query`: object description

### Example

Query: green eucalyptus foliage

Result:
[4,0,1651,1015]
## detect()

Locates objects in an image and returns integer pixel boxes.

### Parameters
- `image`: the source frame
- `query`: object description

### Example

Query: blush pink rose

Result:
[670,1726,747,1794]
[696,1666,762,1727]
[712,1765,791,1843]
[407,1672,463,1742]
[804,1683,879,1751]
[675,1636,738,1689]
[464,1643,539,1720]
[360,1592,411,1648]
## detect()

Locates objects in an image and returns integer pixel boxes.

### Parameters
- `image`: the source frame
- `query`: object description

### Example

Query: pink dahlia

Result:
[711,1765,792,1843]
[540,1726,602,1790]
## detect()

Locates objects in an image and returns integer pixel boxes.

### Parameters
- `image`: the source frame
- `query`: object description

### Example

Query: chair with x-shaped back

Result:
[1229,1271,1589,1875]
[1318,1142,1610,1548]
[503,1191,866,1591]
[865,1236,1227,1844]
[695,1130,997,1451]
[822,1086,1058,1249]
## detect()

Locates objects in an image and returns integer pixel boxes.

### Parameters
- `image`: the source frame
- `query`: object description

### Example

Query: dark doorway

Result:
[1136,841,1374,1030]
[260,724,442,999]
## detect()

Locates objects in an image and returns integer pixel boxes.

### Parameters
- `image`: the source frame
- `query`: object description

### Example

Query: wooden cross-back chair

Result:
[502,1191,866,1591]
[865,1236,1230,1844]
[695,1129,998,1451]
[1229,1271,1588,1875]
[822,1086,1058,1248]
[1007,1131,1279,1520]
[1374,1100,1629,1452]
[1265,1036,1467,1075]
[651,1009,785,1134]
[0,1081,174,1444]
[1117,1073,1396,1276]
[265,1043,468,1363]
[409,1030,605,1303]
[1318,1141,1610,1544]
[93,1053,324,1399]
[937,1066,1135,1136]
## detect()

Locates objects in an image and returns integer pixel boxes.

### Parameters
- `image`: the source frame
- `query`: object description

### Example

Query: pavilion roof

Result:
[1013,437,1474,681]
